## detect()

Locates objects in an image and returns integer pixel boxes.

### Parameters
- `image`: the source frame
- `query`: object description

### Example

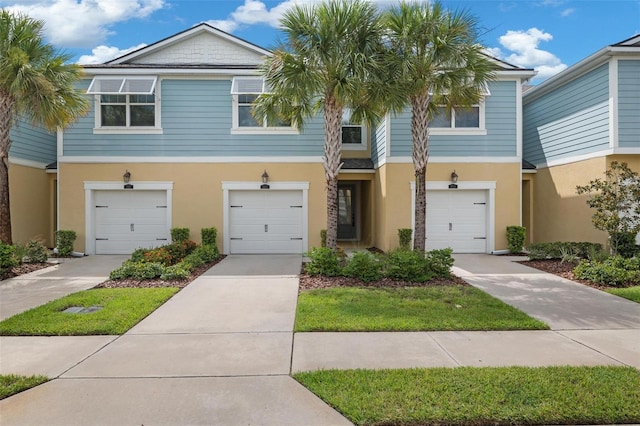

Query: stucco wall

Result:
[9,163,53,246]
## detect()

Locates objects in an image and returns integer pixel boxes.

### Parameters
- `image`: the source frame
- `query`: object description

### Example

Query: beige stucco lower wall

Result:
[533,154,640,247]
[9,163,53,246]
[374,162,521,252]
[59,162,327,253]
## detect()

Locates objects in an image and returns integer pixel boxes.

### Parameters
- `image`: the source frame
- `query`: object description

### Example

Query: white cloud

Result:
[4,0,165,47]
[77,43,147,64]
[560,8,575,17]
[489,28,567,81]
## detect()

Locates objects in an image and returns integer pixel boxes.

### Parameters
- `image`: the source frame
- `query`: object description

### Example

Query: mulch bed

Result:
[299,272,469,292]
[0,263,52,281]
[518,259,635,290]
[95,256,226,289]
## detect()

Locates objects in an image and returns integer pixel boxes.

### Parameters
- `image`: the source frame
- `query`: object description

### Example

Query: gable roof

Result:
[524,34,640,101]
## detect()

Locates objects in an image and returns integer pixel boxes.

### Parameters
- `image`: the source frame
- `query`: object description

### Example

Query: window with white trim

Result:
[431,106,480,129]
[230,77,294,133]
[341,109,366,150]
[87,76,160,133]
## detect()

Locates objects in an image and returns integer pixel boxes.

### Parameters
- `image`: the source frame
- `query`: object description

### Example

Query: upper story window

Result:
[87,76,161,134]
[431,106,480,128]
[230,77,296,134]
[342,109,366,150]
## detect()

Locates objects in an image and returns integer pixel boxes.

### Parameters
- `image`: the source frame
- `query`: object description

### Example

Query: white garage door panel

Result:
[426,190,487,253]
[229,190,303,254]
[94,191,169,255]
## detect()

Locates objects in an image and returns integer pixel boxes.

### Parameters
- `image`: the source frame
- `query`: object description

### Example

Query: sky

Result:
[1,0,639,84]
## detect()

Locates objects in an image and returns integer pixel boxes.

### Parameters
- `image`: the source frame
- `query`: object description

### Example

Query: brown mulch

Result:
[95,256,226,289]
[518,259,635,290]
[0,263,53,281]
[299,272,468,292]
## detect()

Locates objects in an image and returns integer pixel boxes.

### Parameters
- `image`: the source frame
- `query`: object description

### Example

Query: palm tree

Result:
[384,1,496,251]
[253,0,391,250]
[0,10,88,244]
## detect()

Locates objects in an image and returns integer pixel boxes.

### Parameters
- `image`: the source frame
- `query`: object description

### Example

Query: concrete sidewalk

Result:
[1,253,639,426]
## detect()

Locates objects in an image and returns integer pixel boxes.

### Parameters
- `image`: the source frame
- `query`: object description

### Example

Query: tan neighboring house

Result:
[11,23,537,254]
[523,35,640,248]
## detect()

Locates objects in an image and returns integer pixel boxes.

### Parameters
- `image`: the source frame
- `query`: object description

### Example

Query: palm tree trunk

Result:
[0,91,14,245]
[323,95,343,250]
[411,94,430,251]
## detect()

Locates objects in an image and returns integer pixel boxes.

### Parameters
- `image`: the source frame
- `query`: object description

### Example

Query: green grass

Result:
[295,286,548,331]
[0,375,49,400]
[606,286,640,303]
[294,366,640,426]
[0,288,178,335]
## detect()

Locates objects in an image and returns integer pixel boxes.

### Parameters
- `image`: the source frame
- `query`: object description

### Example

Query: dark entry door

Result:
[338,183,357,240]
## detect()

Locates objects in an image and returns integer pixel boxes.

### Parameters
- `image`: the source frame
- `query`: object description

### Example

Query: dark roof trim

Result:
[522,160,537,170]
[82,64,260,70]
[341,158,375,170]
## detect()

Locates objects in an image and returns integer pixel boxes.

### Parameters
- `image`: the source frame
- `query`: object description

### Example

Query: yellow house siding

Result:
[9,164,53,246]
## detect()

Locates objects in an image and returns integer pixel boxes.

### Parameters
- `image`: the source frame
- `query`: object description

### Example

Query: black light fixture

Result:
[449,170,459,189]
[261,170,270,189]
[123,170,133,189]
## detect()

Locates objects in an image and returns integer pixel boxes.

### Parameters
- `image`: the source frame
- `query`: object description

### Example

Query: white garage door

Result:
[94,190,169,254]
[229,190,303,254]
[426,190,487,253]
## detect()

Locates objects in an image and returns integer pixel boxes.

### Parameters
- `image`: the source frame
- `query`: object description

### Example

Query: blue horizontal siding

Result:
[9,118,56,164]
[371,119,387,165]
[618,60,640,148]
[389,81,517,157]
[523,63,610,165]
[63,79,325,157]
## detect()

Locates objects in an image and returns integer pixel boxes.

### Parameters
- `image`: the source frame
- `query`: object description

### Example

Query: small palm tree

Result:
[385,1,496,251]
[253,0,391,250]
[0,10,88,244]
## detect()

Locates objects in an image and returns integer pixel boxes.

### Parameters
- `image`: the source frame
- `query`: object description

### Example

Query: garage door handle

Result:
[130,224,134,232]
[449,223,452,231]
[291,237,303,240]
[230,205,243,208]
[290,205,303,208]
[230,238,243,240]
[96,238,108,241]
[474,237,486,240]
[156,238,168,241]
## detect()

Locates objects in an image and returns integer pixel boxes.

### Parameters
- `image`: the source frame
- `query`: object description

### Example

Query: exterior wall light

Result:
[261,170,270,189]
[449,170,459,189]
[123,170,133,189]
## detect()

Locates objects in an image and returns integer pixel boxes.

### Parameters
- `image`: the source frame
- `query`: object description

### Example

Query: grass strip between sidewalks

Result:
[0,375,49,400]
[295,286,548,332]
[606,286,640,303]
[294,366,640,426]
[0,288,178,336]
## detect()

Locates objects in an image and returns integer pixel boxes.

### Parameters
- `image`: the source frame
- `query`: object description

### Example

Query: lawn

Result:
[606,286,640,303]
[0,375,48,400]
[295,286,548,332]
[294,366,640,426]
[0,288,178,335]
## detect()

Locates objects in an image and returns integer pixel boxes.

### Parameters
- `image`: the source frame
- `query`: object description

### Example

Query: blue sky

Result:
[2,0,639,83]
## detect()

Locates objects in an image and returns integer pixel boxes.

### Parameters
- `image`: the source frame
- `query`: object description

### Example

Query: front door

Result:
[338,183,357,240]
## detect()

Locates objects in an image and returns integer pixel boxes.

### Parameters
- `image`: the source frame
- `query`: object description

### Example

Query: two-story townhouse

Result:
[54,23,535,255]
[523,35,640,248]
[7,119,57,246]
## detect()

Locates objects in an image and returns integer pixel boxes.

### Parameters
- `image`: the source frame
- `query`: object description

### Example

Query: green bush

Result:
[384,249,434,283]
[398,229,412,250]
[201,227,217,246]
[342,251,383,282]
[527,242,603,260]
[425,248,454,278]
[143,247,172,266]
[131,247,150,262]
[55,230,76,256]
[610,231,639,258]
[160,264,192,280]
[0,243,18,273]
[164,240,197,264]
[109,260,165,280]
[170,227,190,242]
[574,256,640,286]
[305,247,341,277]
[193,244,219,263]
[320,229,327,248]
[506,226,526,253]
[23,240,49,263]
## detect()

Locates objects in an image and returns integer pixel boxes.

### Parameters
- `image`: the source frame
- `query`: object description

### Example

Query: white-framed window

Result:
[230,77,297,134]
[341,109,367,150]
[87,76,161,134]
[428,103,487,135]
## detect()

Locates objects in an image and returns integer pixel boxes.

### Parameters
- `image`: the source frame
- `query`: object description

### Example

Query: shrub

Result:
[398,229,412,250]
[0,243,18,273]
[201,227,217,246]
[143,247,172,266]
[164,240,197,264]
[55,230,76,256]
[23,240,49,263]
[305,247,341,277]
[506,226,526,253]
[384,249,434,283]
[342,251,383,282]
[559,246,579,265]
[131,247,151,262]
[574,256,640,286]
[425,248,454,278]
[610,231,639,259]
[192,244,219,263]
[170,227,190,242]
[160,264,192,280]
[527,242,603,260]
[320,229,327,248]
[109,260,165,280]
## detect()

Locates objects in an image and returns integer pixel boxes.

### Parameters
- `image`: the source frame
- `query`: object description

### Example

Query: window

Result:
[431,106,480,128]
[341,109,366,150]
[87,76,160,133]
[230,77,295,133]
